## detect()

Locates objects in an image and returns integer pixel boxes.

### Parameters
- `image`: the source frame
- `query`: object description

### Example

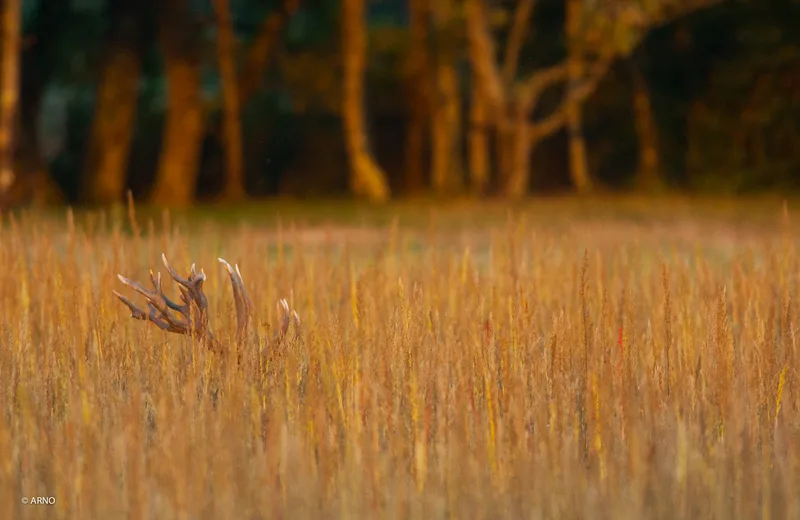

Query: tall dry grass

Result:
[0,205,798,519]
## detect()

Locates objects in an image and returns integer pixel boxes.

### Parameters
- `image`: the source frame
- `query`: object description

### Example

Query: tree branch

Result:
[238,0,300,104]
[502,0,536,87]
[515,63,569,115]
[465,0,505,117]
[528,58,612,142]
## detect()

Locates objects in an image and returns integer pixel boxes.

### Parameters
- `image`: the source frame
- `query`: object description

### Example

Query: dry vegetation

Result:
[1,201,799,519]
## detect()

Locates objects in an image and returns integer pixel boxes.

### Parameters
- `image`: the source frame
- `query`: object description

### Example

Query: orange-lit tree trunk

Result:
[468,81,489,195]
[0,0,21,201]
[495,0,534,193]
[631,58,662,190]
[82,0,145,205]
[151,0,205,206]
[341,0,390,202]
[213,0,245,201]
[204,0,299,201]
[404,0,429,194]
[430,0,462,194]
[565,0,592,193]
[466,0,534,196]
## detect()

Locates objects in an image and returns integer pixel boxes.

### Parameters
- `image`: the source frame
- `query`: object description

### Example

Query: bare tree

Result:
[465,0,612,198]
[341,0,391,202]
[0,0,21,203]
[466,0,720,198]
[113,254,301,356]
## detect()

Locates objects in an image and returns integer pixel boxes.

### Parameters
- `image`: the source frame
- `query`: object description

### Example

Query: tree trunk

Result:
[213,0,246,201]
[341,0,390,202]
[504,116,532,198]
[430,0,463,194]
[0,0,21,201]
[404,0,429,194]
[631,59,662,191]
[499,61,610,199]
[495,124,513,192]
[464,0,517,195]
[151,0,205,207]
[82,0,144,205]
[468,83,490,195]
[10,0,66,207]
[566,87,591,192]
[16,67,62,207]
[465,0,609,199]
[565,0,592,193]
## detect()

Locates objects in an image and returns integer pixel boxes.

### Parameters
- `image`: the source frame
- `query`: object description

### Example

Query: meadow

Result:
[1,196,798,519]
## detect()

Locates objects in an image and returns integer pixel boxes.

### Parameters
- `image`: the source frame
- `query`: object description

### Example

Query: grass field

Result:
[1,197,799,519]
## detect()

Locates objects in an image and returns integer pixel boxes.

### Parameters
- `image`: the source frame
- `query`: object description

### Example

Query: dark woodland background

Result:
[0,0,798,208]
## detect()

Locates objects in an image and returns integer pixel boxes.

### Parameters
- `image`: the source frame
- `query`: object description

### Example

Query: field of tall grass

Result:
[1,198,798,519]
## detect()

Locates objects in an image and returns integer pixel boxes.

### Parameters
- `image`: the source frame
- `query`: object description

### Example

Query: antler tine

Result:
[161,253,204,287]
[235,264,252,309]
[291,310,301,330]
[112,290,148,321]
[149,270,197,332]
[117,272,170,320]
[271,298,302,348]
[114,273,190,334]
[150,270,189,317]
[112,288,177,332]
[218,258,253,342]
[161,253,210,333]
[161,253,194,289]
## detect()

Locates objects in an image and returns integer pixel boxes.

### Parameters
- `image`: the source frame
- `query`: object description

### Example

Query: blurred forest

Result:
[0,0,798,208]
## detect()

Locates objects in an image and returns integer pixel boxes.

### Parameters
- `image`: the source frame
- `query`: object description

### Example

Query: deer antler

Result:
[113,254,300,353]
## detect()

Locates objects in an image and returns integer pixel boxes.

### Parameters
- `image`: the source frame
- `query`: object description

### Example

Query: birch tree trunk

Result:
[82,0,144,204]
[0,0,20,199]
[341,0,390,202]
[151,0,205,206]
[213,0,246,201]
